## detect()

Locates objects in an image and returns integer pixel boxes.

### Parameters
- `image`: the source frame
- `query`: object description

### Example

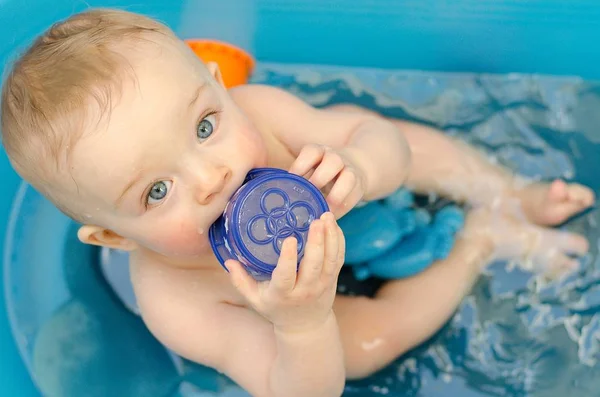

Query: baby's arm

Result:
[231,85,411,203]
[134,214,346,397]
[137,290,343,397]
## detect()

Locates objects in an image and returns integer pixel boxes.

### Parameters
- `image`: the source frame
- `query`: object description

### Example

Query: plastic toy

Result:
[209,168,329,280]
[338,202,410,264]
[185,39,255,88]
[338,189,465,280]
[210,169,465,281]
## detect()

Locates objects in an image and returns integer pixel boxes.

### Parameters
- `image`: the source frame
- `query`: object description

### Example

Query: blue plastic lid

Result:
[209,168,329,280]
[244,167,287,181]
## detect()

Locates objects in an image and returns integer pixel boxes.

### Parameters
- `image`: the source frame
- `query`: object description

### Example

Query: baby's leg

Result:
[332,207,589,379]
[328,104,595,226]
[395,120,595,226]
[333,235,487,378]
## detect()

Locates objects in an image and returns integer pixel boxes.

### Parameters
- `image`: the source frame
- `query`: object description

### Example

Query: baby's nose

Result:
[195,165,231,205]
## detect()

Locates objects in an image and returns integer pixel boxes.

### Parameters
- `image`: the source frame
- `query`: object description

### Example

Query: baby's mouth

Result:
[208,179,244,224]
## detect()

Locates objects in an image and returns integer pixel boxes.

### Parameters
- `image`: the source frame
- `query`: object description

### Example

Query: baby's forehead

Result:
[67,37,212,176]
[123,36,209,78]
[111,46,210,112]
[69,74,206,190]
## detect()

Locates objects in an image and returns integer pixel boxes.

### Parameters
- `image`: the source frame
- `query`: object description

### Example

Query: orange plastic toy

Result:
[186,39,255,88]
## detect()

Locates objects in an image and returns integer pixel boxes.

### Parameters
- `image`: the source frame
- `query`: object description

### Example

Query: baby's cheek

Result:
[146,219,211,257]
[239,128,268,166]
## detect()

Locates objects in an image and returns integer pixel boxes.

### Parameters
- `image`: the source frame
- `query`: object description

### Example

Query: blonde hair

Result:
[0,8,176,220]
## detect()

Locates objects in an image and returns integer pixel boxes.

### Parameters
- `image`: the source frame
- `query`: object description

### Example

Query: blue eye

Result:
[147,180,172,205]
[197,113,217,140]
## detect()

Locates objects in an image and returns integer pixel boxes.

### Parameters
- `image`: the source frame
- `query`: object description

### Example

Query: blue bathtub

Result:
[2,1,600,395]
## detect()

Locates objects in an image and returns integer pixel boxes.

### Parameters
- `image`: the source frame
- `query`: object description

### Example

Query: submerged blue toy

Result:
[338,189,465,280]
[210,168,464,281]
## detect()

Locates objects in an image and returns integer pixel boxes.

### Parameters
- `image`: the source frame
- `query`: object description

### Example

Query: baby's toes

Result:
[567,184,596,207]
[548,179,569,203]
[543,228,589,257]
[543,252,580,279]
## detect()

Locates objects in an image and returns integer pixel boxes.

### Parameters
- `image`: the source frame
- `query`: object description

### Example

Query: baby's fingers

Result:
[289,144,325,177]
[309,151,344,189]
[336,224,346,276]
[296,220,325,287]
[327,169,364,218]
[226,260,259,302]
[321,213,339,277]
[327,169,355,208]
[270,237,299,294]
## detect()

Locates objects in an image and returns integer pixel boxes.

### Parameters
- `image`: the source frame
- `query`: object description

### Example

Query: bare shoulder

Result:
[128,255,245,365]
[128,255,278,394]
[229,84,322,146]
[129,254,225,307]
[229,84,312,120]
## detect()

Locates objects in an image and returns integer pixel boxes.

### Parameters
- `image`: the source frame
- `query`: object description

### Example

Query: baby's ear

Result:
[77,225,138,251]
[206,61,225,87]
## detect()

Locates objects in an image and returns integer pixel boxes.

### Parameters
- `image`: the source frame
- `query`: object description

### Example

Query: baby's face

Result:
[69,38,267,259]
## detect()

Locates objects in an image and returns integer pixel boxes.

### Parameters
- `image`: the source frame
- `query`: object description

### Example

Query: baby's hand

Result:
[226,212,345,333]
[289,144,366,218]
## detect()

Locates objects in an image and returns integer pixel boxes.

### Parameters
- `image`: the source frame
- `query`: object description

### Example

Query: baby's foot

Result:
[525,225,589,277]
[464,207,590,277]
[512,179,595,226]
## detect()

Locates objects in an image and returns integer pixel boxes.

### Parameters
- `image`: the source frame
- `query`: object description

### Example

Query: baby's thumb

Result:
[225,260,258,300]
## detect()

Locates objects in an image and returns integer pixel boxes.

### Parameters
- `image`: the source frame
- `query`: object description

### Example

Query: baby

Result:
[1,9,595,397]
